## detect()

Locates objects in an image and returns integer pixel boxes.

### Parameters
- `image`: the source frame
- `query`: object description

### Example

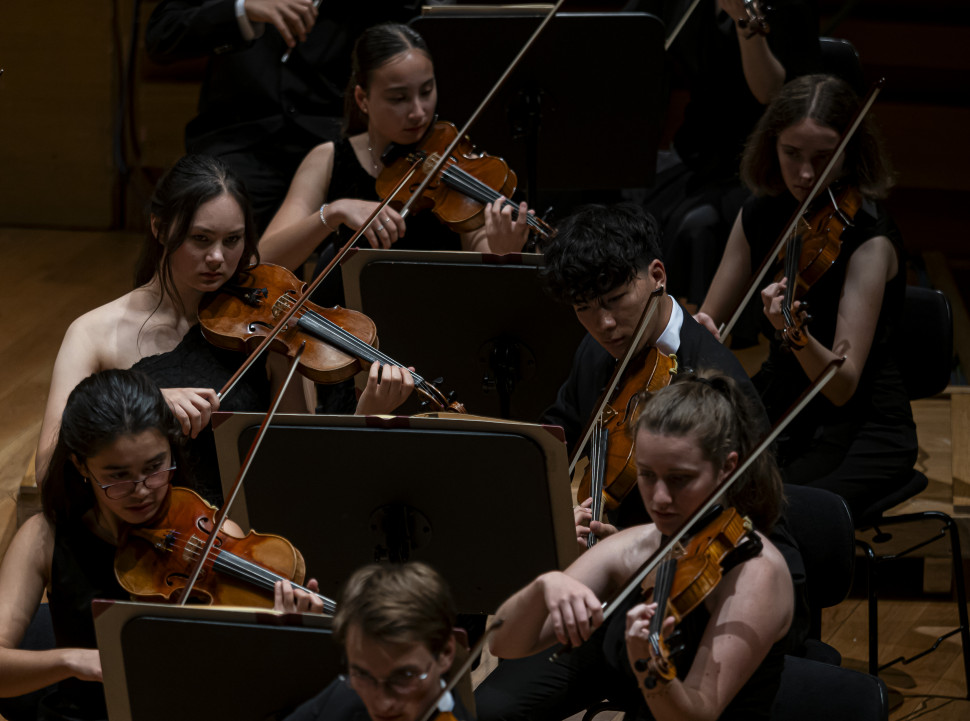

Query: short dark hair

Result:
[134,154,259,314]
[42,369,187,527]
[741,74,894,199]
[333,562,456,658]
[539,203,663,306]
[343,23,432,136]
[635,371,783,531]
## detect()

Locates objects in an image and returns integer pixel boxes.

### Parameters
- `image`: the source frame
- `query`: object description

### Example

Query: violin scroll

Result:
[736,0,770,37]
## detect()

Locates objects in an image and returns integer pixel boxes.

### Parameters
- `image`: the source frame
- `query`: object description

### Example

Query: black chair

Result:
[854,286,970,697]
[784,485,856,665]
[819,37,866,94]
[770,655,889,721]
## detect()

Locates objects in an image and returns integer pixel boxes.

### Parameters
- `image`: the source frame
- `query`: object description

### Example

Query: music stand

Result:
[212,413,579,615]
[94,600,338,721]
[341,249,587,420]
[412,10,666,205]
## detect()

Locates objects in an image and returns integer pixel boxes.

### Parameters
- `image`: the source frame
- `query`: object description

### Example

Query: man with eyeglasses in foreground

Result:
[284,562,470,721]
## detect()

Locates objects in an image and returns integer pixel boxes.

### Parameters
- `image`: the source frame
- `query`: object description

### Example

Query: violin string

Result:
[273,295,431,388]
[440,165,545,232]
[651,558,677,640]
[159,531,337,613]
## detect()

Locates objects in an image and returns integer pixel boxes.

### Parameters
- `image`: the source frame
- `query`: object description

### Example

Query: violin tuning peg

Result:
[634,658,649,673]
[433,377,445,386]
[671,643,687,658]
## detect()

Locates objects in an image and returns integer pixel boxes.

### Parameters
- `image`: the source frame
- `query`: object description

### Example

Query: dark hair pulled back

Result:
[343,23,432,136]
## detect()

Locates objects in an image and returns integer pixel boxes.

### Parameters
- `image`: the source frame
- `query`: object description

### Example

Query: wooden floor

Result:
[1,227,968,720]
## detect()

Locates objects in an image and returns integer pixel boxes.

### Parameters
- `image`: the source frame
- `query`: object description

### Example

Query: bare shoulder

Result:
[62,289,156,368]
[4,514,54,587]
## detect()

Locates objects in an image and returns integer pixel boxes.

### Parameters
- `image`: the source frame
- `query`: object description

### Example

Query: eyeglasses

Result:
[93,464,176,500]
[342,662,432,697]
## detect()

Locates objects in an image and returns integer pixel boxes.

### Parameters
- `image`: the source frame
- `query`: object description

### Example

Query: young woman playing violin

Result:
[1,370,323,721]
[477,373,795,721]
[259,22,533,294]
[284,562,470,721]
[695,74,917,522]
[36,155,412,500]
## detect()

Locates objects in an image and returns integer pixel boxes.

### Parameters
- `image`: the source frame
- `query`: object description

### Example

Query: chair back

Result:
[819,37,866,94]
[771,655,888,721]
[784,486,855,619]
[894,286,953,400]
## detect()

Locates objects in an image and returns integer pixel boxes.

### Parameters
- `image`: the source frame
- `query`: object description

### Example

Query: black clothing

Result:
[475,536,793,721]
[145,1,426,230]
[43,519,128,721]
[541,304,768,528]
[284,679,472,721]
[637,0,820,304]
[310,138,462,308]
[742,192,917,521]
[130,324,270,505]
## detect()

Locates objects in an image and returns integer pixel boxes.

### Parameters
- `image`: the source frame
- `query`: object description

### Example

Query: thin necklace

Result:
[366,134,380,174]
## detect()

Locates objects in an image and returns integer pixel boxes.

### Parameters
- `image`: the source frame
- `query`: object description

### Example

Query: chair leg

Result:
[856,539,879,676]
[937,512,970,700]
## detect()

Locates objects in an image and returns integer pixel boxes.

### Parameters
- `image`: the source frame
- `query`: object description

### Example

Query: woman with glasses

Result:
[284,562,469,721]
[0,369,324,721]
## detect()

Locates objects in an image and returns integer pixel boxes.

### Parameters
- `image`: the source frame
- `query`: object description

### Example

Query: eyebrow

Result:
[190,225,244,235]
[100,451,168,472]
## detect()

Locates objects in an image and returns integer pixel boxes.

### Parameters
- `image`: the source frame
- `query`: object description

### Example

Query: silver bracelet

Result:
[319,203,336,231]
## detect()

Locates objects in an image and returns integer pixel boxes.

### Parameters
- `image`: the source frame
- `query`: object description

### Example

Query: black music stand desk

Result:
[94,600,338,721]
[212,412,579,615]
[341,249,587,421]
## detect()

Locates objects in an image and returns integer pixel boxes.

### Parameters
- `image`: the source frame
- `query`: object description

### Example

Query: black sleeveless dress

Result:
[40,518,126,721]
[130,324,270,505]
[309,138,462,309]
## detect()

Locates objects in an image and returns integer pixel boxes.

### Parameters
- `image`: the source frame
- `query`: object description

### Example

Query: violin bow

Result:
[178,341,337,612]
[416,620,504,721]
[220,1,568,403]
[568,286,665,476]
[551,355,845,660]
[717,78,884,342]
[664,0,704,51]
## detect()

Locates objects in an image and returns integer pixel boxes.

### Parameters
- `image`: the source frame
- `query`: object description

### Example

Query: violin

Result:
[636,507,757,686]
[578,347,679,541]
[198,263,465,412]
[778,186,863,350]
[375,120,556,239]
[736,0,770,37]
[114,486,336,611]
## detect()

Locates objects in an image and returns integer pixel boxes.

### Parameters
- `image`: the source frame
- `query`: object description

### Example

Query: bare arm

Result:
[695,211,752,337]
[626,538,793,721]
[490,527,646,658]
[0,516,102,696]
[718,0,785,104]
[761,236,897,405]
[36,318,104,482]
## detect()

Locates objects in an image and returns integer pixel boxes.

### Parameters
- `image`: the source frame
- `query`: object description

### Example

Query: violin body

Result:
[376,120,517,234]
[577,348,678,510]
[198,263,378,385]
[639,508,756,684]
[778,186,863,348]
[114,487,307,608]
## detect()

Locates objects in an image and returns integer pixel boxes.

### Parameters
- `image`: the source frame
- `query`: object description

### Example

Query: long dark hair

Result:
[134,155,259,314]
[42,370,186,528]
[342,23,432,136]
[635,371,783,531]
[741,74,894,199]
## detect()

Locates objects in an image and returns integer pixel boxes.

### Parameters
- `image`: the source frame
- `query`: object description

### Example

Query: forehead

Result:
[189,192,244,228]
[574,271,645,307]
[345,624,433,672]
[777,118,840,149]
[88,429,169,468]
[635,431,705,465]
[370,49,434,89]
